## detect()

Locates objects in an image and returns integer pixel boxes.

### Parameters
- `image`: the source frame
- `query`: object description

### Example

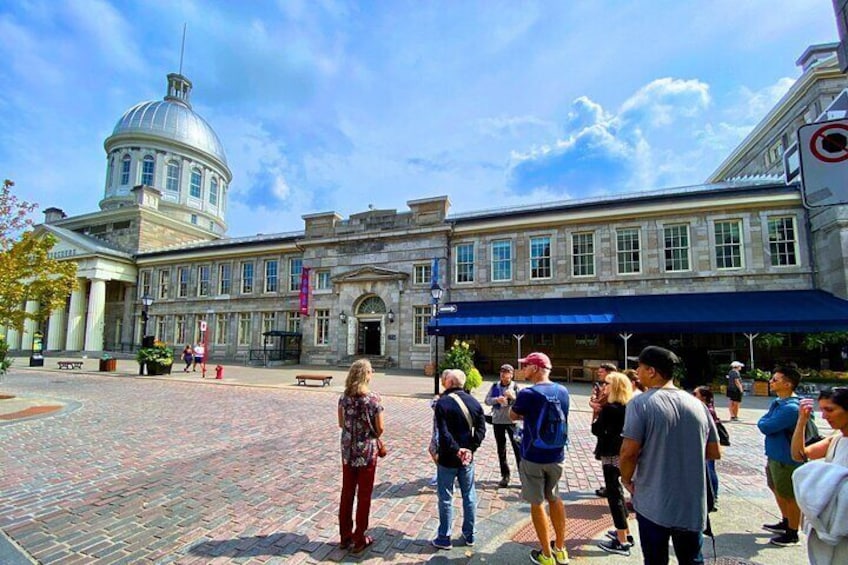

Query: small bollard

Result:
[215,365,224,380]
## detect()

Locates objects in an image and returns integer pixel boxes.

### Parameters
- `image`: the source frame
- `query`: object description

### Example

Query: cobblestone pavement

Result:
[0,365,812,564]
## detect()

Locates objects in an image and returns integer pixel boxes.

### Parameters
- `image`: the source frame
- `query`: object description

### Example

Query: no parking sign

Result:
[798,119,848,206]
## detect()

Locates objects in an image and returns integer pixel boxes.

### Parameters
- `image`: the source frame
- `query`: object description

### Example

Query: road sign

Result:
[438,304,457,314]
[200,320,207,332]
[798,119,848,207]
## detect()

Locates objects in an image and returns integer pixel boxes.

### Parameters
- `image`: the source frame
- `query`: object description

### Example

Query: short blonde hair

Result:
[605,372,633,405]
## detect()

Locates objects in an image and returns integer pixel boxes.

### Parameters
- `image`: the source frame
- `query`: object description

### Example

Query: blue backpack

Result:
[527,386,568,451]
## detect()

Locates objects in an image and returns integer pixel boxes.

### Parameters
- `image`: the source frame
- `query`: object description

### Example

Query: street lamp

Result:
[430,281,443,395]
[339,311,348,324]
[387,309,395,324]
[139,294,154,375]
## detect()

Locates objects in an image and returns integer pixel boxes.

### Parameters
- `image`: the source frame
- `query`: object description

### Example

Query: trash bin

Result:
[99,358,117,372]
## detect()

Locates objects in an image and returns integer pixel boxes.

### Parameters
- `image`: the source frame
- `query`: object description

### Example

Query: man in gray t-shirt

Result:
[620,346,720,565]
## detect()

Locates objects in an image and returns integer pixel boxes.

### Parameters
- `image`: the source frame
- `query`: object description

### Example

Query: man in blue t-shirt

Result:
[510,352,571,565]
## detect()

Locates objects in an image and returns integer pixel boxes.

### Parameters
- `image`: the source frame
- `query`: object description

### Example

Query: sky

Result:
[0,0,840,237]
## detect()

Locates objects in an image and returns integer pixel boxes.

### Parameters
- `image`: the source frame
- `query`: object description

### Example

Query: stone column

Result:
[65,280,86,351]
[84,278,106,351]
[6,325,21,350]
[21,300,40,351]
[46,307,67,351]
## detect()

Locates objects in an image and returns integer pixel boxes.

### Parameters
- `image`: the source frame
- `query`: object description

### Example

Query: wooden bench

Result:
[57,361,83,370]
[296,374,333,387]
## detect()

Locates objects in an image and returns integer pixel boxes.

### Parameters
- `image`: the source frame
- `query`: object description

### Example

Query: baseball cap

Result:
[518,352,552,370]
[499,364,515,373]
[637,346,679,379]
[730,361,744,368]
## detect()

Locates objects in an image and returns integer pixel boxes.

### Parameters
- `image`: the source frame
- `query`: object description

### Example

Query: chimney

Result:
[796,43,839,72]
[43,207,66,224]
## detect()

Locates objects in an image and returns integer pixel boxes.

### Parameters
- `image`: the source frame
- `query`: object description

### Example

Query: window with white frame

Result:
[215,315,228,345]
[175,315,186,344]
[663,224,690,272]
[286,311,301,333]
[238,313,251,346]
[210,177,218,206]
[264,259,278,293]
[315,309,330,345]
[616,228,641,274]
[190,168,202,198]
[455,243,475,283]
[166,160,180,192]
[241,262,254,294]
[121,155,131,185]
[714,220,743,269]
[141,155,155,186]
[190,214,198,225]
[491,239,512,282]
[197,264,210,296]
[768,216,798,266]
[289,258,303,291]
[572,232,595,277]
[413,306,432,345]
[140,271,151,298]
[218,263,231,295]
[413,264,432,285]
[262,312,277,334]
[530,236,552,279]
[177,266,190,297]
[156,317,166,342]
[158,269,169,299]
[315,270,331,290]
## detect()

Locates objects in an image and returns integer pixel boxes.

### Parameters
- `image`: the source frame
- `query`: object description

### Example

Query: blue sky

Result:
[0,1,839,237]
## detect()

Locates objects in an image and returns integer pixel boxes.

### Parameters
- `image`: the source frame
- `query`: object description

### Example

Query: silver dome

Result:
[111,100,228,166]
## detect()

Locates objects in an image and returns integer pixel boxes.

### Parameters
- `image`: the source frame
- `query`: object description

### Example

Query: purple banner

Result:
[299,267,311,315]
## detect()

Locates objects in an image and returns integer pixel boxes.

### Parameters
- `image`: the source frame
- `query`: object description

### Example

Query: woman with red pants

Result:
[337,359,384,554]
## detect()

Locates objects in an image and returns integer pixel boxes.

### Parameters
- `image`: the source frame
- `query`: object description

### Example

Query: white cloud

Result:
[619,78,711,128]
[735,77,796,122]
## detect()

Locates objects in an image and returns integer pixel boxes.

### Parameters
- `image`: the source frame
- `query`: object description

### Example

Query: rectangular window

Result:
[158,269,169,299]
[572,232,595,277]
[218,263,231,295]
[715,220,743,269]
[140,271,152,298]
[209,178,218,205]
[241,262,254,294]
[491,239,512,282]
[663,224,690,272]
[616,228,641,274]
[768,216,798,266]
[177,266,190,297]
[174,315,186,344]
[262,312,277,334]
[286,311,301,333]
[413,264,432,285]
[215,315,228,345]
[141,157,154,186]
[166,161,180,192]
[413,306,432,345]
[264,259,278,293]
[315,309,330,345]
[190,214,198,225]
[197,264,210,296]
[530,236,552,279]
[289,258,303,291]
[576,334,599,347]
[316,270,331,290]
[156,317,166,342]
[238,313,251,346]
[121,157,131,185]
[190,169,202,198]
[455,243,475,283]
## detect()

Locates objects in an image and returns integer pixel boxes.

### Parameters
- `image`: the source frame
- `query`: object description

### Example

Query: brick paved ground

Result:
[0,364,812,564]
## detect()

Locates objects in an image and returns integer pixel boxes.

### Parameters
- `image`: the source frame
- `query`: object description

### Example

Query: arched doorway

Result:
[355,295,386,355]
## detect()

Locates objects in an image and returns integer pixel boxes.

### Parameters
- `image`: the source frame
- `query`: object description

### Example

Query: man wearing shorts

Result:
[510,352,570,565]
[756,364,803,546]
[726,361,744,421]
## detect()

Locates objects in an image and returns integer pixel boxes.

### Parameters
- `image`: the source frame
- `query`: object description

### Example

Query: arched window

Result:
[141,155,155,186]
[356,296,386,315]
[209,177,218,205]
[120,155,131,185]
[190,168,202,198]
[166,160,180,192]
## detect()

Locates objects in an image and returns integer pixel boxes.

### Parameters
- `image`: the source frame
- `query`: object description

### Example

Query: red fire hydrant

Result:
[215,365,224,380]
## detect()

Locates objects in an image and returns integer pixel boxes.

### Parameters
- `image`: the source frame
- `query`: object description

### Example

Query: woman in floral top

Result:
[337,359,384,554]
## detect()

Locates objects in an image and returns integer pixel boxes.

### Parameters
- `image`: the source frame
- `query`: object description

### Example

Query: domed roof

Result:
[109,74,228,166]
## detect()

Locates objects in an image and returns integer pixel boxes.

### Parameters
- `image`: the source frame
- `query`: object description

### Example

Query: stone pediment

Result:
[333,266,408,283]
[35,224,133,261]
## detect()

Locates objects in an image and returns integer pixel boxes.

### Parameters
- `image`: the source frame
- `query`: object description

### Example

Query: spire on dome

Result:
[164,73,192,109]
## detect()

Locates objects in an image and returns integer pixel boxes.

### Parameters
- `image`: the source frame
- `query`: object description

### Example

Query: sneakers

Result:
[498,476,510,488]
[770,531,800,546]
[529,549,556,565]
[763,518,788,533]
[549,541,570,564]
[428,475,438,487]
[463,533,475,546]
[598,539,632,556]
[431,536,452,550]
[605,530,634,544]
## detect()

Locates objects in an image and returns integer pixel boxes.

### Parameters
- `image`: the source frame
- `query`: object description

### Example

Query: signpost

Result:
[798,118,848,207]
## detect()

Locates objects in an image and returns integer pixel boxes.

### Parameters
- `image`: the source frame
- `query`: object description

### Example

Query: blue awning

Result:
[427,290,848,335]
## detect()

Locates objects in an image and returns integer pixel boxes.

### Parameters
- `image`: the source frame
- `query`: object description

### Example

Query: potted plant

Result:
[750,368,771,396]
[438,340,482,391]
[99,353,117,372]
[136,341,174,375]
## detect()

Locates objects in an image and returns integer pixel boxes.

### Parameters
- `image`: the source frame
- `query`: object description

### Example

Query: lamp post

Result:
[139,294,153,375]
[430,281,443,395]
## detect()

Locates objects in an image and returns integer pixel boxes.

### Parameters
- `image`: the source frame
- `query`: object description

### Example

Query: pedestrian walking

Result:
[181,345,193,372]
[510,352,570,565]
[484,363,522,487]
[337,359,384,554]
[620,346,720,565]
[192,343,205,373]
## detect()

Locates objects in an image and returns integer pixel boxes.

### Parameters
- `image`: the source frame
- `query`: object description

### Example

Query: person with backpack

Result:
[485,363,522,488]
[509,352,570,565]
[619,346,720,565]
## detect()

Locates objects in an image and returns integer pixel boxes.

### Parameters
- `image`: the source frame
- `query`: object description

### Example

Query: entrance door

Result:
[356,321,382,355]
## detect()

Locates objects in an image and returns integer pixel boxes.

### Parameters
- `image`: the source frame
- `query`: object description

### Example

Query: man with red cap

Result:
[510,352,571,565]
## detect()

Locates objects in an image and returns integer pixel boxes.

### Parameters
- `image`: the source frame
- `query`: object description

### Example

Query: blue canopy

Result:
[427,290,848,335]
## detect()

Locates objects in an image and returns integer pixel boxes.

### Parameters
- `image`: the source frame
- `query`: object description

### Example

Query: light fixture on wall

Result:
[387,309,395,324]
[339,311,348,324]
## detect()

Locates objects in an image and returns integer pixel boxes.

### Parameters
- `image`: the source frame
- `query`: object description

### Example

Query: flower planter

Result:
[99,358,117,372]
[146,362,173,376]
[752,381,770,396]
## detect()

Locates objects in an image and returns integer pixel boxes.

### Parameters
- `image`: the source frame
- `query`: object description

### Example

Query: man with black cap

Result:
[619,346,720,565]
[485,363,522,487]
